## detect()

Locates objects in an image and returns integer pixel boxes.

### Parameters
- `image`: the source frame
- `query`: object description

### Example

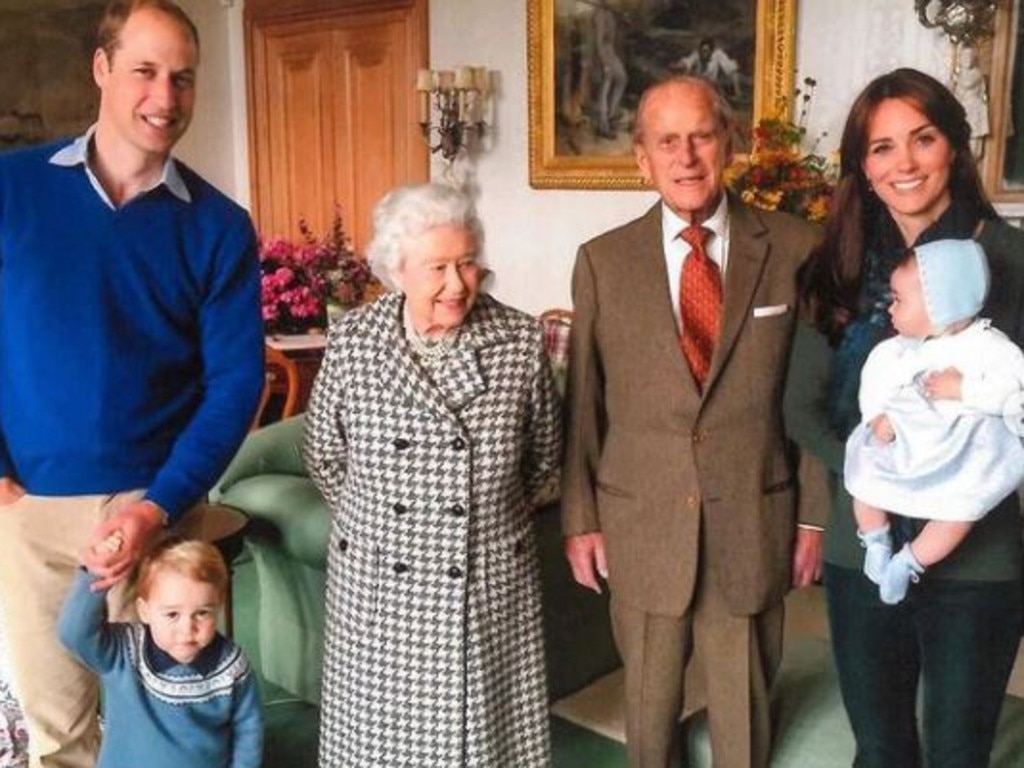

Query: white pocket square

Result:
[753,304,789,318]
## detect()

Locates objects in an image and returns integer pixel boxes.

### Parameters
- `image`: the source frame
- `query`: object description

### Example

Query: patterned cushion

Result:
[540,309,573,399]
[535,310,573,507]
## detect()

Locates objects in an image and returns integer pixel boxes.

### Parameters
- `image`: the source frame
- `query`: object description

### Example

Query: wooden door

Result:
[246,0,428,249]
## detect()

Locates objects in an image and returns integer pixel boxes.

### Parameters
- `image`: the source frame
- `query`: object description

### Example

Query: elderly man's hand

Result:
[83,500,166,591]
[565,532,608,594]
[792,527,823,588]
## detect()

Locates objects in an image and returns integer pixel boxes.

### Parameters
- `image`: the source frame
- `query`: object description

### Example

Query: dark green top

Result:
[784,218,1024,580]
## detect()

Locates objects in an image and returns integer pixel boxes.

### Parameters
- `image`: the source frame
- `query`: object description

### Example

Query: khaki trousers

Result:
[0,492,142,768]
[610,569,784,768]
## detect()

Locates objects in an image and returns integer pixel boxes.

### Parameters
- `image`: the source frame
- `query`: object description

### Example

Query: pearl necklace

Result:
[403,307,459,360]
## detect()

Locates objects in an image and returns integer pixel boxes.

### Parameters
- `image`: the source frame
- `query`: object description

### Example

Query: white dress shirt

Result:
[661,195,730,333]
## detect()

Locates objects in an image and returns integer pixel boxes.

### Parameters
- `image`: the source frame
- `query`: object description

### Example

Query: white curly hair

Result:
[365,183,486,290]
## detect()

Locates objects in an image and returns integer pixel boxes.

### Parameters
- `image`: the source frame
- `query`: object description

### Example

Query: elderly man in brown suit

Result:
[562,76,823,768]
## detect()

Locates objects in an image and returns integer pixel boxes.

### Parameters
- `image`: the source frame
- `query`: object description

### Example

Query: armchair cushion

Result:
[225,475,329,569]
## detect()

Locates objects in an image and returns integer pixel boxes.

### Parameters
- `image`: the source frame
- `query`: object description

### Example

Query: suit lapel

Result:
[704,200,769,396]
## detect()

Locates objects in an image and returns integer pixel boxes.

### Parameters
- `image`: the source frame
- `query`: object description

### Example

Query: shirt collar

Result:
[660,193,729,244]
[145,628,226,675]
[49,125,191,208]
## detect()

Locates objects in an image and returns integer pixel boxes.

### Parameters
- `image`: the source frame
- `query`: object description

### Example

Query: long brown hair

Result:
[799,67,996,342]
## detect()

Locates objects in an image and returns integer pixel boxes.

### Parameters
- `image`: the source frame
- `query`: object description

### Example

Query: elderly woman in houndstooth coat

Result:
[305,183,562,768]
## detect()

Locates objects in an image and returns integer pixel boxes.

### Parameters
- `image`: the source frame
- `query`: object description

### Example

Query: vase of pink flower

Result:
[259,210,376,335]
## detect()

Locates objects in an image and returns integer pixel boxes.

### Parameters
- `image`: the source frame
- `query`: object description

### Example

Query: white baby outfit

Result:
[845,319,1024,522]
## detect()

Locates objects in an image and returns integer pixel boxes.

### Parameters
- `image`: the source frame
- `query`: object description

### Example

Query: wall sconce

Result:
[415,66,492,163]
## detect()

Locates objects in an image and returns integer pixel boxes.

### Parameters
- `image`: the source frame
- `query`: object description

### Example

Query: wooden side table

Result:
[264,334,327,419]
[175,503,249,637]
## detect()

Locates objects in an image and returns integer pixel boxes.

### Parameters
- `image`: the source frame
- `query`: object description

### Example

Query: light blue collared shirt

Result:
[48,124,191,209]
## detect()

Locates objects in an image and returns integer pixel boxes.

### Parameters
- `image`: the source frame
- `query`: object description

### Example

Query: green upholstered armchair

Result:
[210,415,329,704]
[211,412,620,707]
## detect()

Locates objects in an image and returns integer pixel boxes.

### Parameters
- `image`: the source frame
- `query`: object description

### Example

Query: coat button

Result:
[450,437,466,450]
[449,504,466,517]
[447,566,463,579]
[393,438,411,450]
[393,502,408,515]
[691,429,707,444]
[338,538,349,552]
[393,562,409,574]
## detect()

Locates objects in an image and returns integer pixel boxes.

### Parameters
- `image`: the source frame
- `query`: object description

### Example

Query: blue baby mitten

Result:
[879,545,925,605]
[857,524,893,585]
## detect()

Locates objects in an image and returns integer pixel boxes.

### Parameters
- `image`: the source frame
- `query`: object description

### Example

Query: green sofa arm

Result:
[213,415,308,495]
[213,416,330,570]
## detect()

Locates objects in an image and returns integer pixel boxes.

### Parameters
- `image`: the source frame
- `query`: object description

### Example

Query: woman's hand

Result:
[872,415,897,444]
[870,414,896,443]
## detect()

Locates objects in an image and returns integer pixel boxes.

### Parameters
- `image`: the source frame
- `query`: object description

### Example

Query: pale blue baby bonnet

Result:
[915,238,989,329]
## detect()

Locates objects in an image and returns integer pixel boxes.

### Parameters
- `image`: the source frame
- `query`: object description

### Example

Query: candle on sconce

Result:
[454,66,474,91]
[415,69,432,123]
[472,66,490,95]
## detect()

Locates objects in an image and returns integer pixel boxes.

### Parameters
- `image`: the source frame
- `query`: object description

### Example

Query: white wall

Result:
[174,0,248,206]
[179,0,965,313]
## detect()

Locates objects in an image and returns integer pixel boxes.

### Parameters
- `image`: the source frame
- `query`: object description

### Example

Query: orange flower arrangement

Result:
[725,78,837,224]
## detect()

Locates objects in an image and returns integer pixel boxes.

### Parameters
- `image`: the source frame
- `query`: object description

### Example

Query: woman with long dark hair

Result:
[785,67,1024,768]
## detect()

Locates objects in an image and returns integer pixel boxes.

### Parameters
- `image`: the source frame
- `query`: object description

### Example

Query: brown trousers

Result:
[610,568,784,768]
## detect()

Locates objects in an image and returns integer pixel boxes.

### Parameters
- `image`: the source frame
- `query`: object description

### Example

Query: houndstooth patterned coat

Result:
[305,292,561,768]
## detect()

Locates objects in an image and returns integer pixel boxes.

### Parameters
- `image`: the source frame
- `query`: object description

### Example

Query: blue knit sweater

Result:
[58,571,263,768]
[0,140,263,519]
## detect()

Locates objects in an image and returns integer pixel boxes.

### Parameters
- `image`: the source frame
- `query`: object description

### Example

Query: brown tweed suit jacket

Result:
[562,198,820,617]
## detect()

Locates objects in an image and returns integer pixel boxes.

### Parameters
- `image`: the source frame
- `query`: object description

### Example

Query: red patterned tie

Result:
[679,224,722,389]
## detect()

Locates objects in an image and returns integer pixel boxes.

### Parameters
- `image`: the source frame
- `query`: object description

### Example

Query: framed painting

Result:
[0,0,104,154]
[528,0,797,190]
[980,0,1024,203]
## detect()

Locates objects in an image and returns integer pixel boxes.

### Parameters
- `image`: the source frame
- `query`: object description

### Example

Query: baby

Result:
[844,238,1024,604]
[58,537,262,768]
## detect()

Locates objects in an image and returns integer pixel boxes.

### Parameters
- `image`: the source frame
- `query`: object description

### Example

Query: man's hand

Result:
[565,532,608,594]
[792,527,823,588]
[923,367,963,401]
[83,500,165,591]
[0,477,25,506]
[869,414,896,444]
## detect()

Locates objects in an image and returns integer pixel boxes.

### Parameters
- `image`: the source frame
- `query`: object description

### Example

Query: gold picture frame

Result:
[980,0,1024,203]
[527,0,797,190]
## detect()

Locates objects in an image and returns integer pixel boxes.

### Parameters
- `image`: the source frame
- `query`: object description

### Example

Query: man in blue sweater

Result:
[0,2,263,766]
